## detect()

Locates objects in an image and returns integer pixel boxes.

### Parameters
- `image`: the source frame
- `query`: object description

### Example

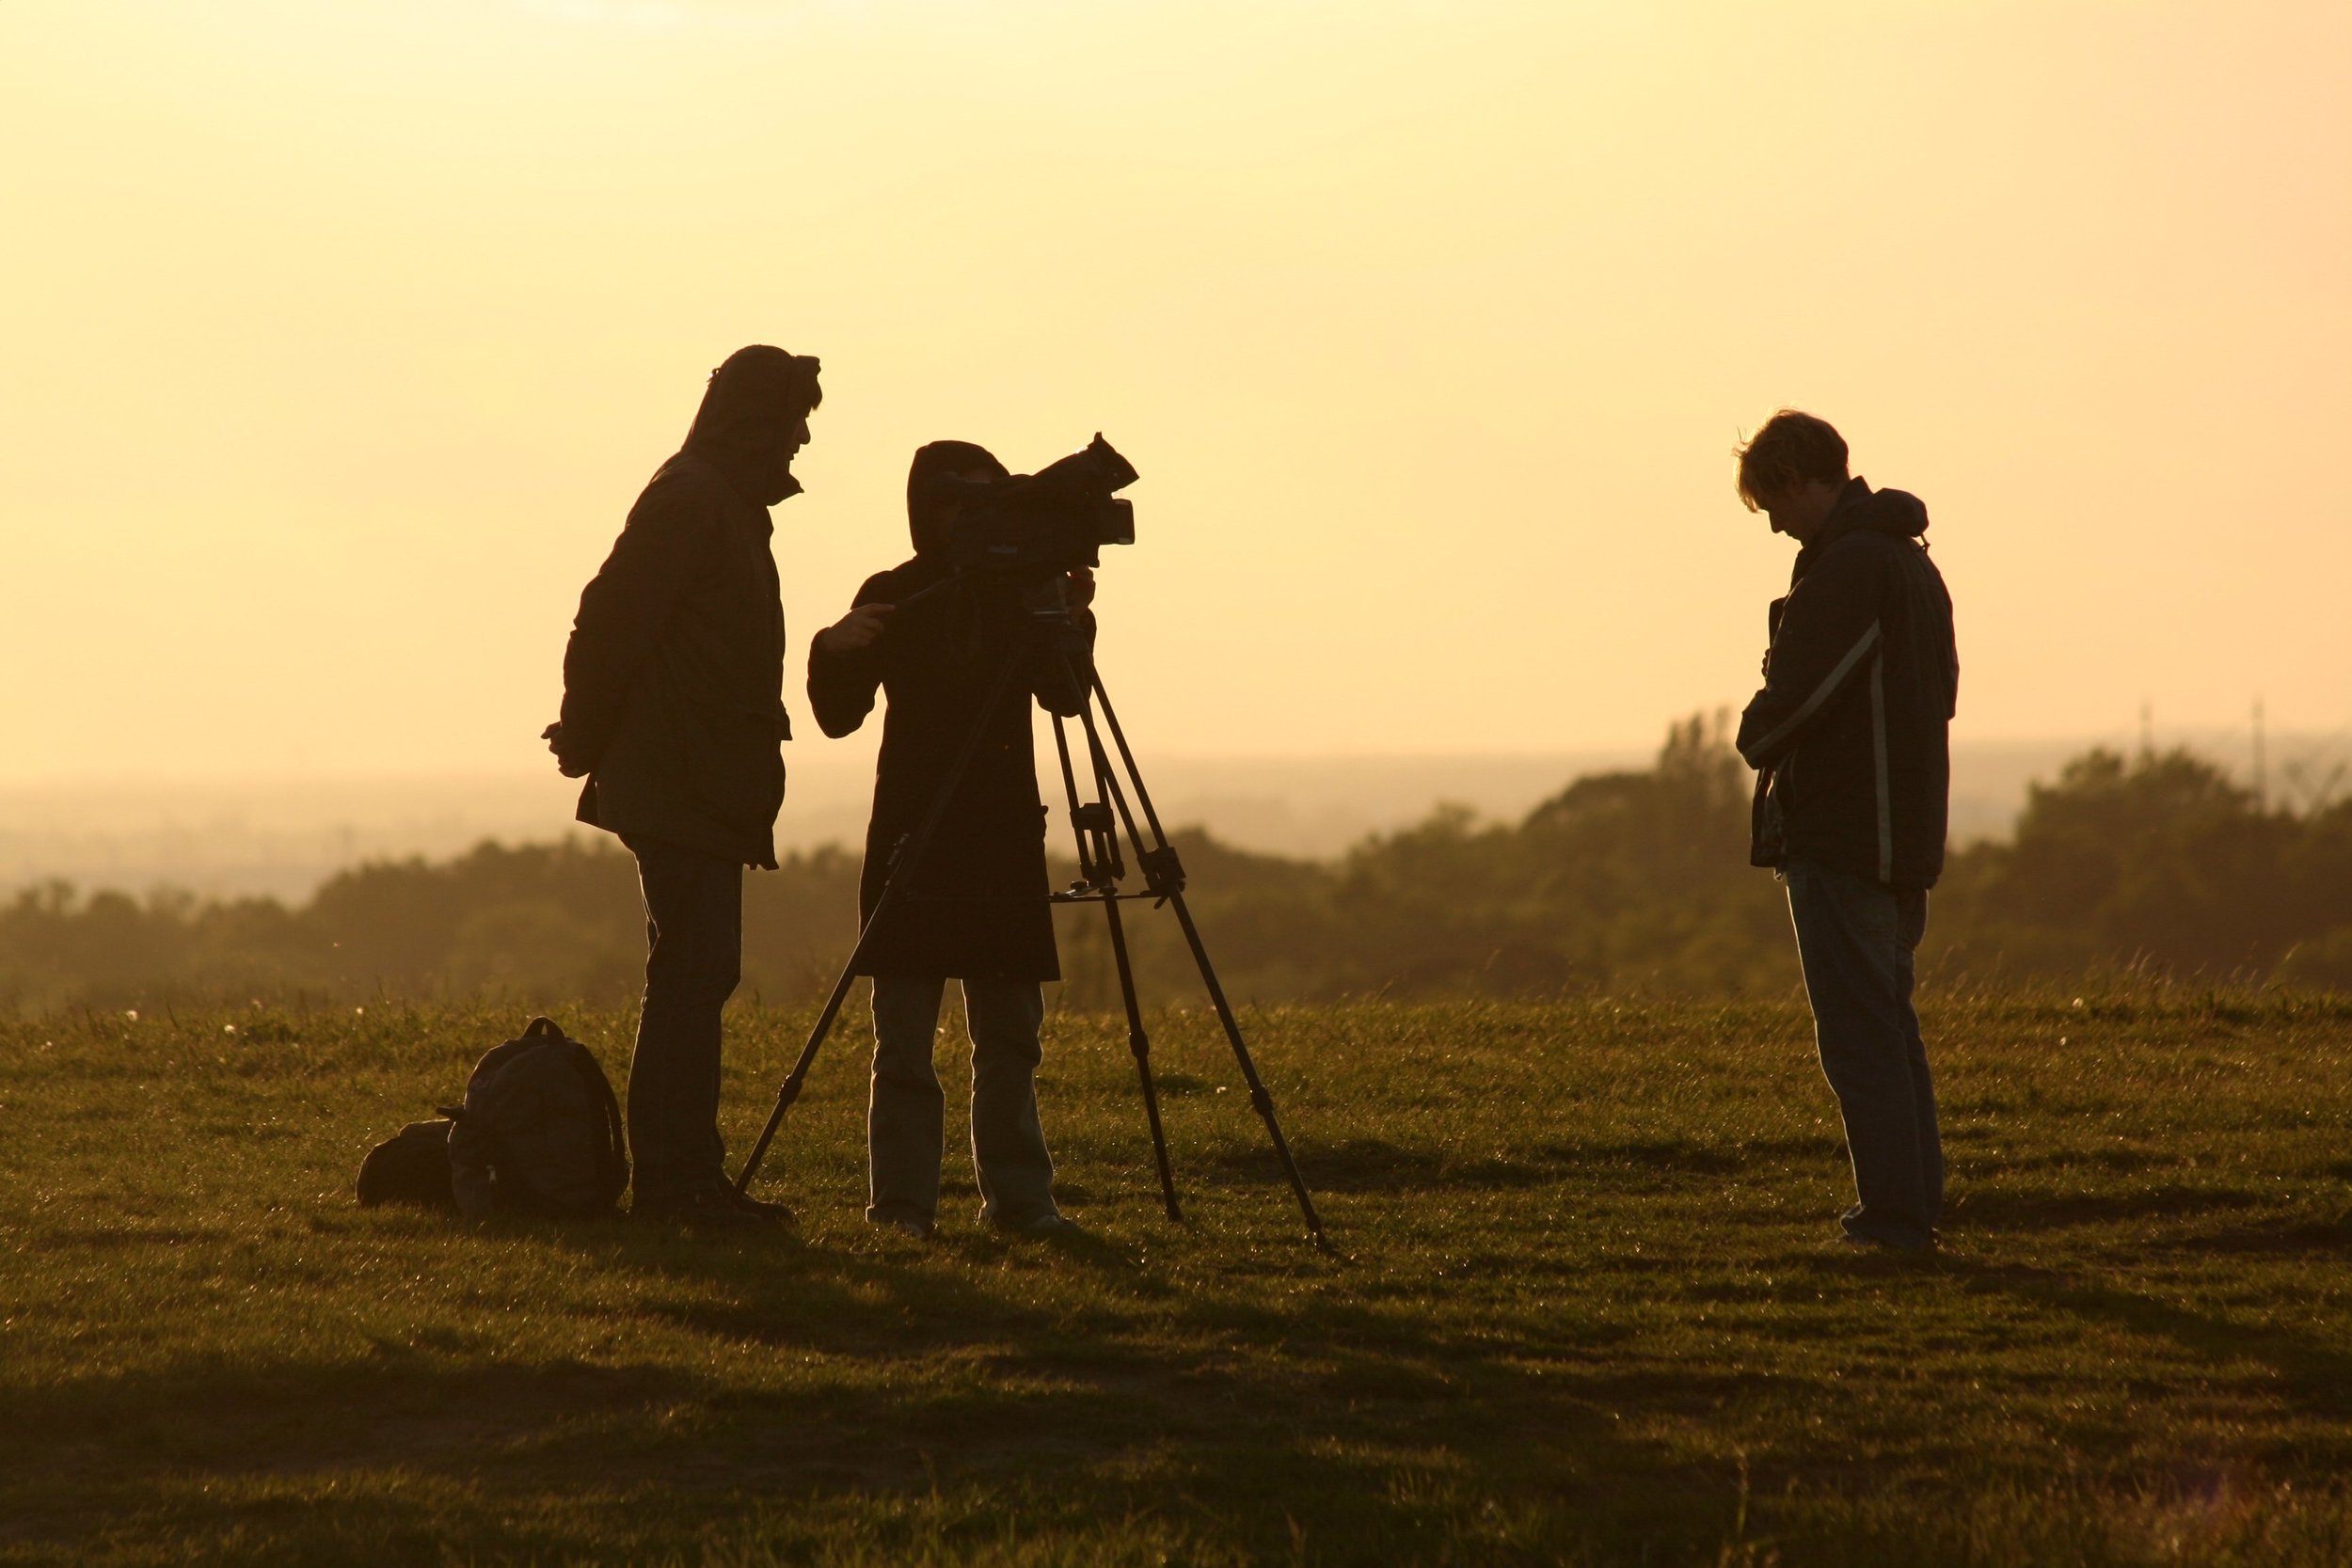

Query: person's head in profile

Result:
[905,439,1011,558]
[683,344,823,506]
[1735,408,1851,545]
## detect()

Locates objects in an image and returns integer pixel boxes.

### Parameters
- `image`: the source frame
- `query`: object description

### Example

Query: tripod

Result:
[732,608,1327,1245]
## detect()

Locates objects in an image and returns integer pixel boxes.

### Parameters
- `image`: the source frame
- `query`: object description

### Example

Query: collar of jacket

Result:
[898,551,952,586]
[1789,476,1881,584]
[675,448,791,531]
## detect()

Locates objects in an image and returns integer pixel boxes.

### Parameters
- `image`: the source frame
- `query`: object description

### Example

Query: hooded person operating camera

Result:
[806,439,1094,1239]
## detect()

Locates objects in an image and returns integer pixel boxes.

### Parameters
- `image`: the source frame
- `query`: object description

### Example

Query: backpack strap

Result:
[601,1061,630,1205]
[533,1018,629,1211]
[567,1043,630,1208]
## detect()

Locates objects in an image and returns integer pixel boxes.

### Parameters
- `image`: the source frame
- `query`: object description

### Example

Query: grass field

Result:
[5,990,2351,1566]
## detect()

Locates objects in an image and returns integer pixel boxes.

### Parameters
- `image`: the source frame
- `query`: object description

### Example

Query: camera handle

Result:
[732,645,1032,1196]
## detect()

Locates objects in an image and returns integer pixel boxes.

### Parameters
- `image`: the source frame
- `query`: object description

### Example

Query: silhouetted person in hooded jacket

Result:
[546,344,820,1228]
[805,440,1091,1238]
[1733,409,1959,1255]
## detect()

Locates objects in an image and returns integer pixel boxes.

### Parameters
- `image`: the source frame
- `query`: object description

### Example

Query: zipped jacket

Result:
[808,558,1091,983]
[1736,478,1958,887]
[556,450,793,868]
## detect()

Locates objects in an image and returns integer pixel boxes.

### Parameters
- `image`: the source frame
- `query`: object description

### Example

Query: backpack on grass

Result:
[354,1017,628,1219]
[356,1118,457,1210]
[442,1016,630,1220]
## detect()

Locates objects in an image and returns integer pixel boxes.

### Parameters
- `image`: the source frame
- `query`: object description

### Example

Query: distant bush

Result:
[4,721,2346,1012]
[1931,748,2352,984]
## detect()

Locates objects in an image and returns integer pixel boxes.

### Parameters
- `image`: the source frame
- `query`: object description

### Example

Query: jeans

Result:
[1784,858,1943,1247]
[867,975,1058,1228]
[628,837,742,1202]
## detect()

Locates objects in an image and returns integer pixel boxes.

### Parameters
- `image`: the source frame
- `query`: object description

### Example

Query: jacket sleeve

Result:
[556,477,716,773]
[1736,539,1886,770]
[1028,608,1095,718]
[806,573,894,738]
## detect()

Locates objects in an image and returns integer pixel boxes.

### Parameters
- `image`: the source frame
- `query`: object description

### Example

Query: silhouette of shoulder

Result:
[851,558,930,610]
[627,453,734,539]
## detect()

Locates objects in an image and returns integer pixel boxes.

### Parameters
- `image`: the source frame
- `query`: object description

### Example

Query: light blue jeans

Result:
[866,975,1059,1229]
[1784,859,1944,1248]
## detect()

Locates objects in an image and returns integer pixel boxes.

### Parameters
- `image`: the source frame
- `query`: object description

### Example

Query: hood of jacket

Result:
[682,345,821,508]
[1791,477,1927,582]
[905,439,1009,554]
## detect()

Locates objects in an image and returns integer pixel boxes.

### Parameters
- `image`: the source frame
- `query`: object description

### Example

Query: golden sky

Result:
[2,0,2346,781]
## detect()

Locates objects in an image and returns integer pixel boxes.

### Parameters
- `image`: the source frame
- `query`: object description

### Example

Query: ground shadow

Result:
[1,1221,1720,1567]
[1947,1255,2352,1426]
[1212,1132,1840,1196]
[2164,1212,2352,1257]
[1952,1182,2261,1230]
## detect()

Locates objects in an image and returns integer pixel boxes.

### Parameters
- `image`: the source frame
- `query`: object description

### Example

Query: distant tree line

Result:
[5,717,2350,1013]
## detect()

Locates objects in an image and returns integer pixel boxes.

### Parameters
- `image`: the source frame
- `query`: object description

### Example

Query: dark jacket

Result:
[556,451,793,868]
[1736,478,1959,888]
[808,560,1089,980]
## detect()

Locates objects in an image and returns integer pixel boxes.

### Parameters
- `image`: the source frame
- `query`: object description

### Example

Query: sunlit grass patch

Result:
[2,992,2349,1564]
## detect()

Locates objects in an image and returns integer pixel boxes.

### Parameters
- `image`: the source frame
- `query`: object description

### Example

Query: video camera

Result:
[931,435,1138,578]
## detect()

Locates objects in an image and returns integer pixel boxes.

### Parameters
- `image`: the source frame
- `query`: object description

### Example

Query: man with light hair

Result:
[1733,410,1959,1254]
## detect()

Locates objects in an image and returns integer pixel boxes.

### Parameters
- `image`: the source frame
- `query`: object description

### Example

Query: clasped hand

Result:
[813,602,894,655]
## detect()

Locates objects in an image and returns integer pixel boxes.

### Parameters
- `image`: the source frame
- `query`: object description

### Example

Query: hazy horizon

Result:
[9,724,2344,904]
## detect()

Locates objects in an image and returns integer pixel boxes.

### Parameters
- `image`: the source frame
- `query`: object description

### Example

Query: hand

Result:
[1063,567,1095,610]
[814,602,894,655]
[542,721,590,779]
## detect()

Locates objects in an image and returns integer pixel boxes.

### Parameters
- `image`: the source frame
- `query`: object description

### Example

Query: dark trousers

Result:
[628,837,742,1202]
[1784,858,1944,1247]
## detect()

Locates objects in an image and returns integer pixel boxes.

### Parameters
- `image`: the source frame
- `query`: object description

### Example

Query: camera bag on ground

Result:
[440,1016,629,1220]
[356,1118,458,1210]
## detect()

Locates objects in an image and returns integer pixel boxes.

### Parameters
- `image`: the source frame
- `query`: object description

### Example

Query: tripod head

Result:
[1011,573,1097,659]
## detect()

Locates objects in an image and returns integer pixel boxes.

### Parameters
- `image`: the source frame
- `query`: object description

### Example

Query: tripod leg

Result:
[733,966,855,1194]
[1056,711,1181,1221]
[735,648,1029,1196]
[1164,889,1327,1246]
[1088,673,1174,844]
[1101,887,1182,1222]
[1049,715,1094,878]
[1071,693,1328,1246]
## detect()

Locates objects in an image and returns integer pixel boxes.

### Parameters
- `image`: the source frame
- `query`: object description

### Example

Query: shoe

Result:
[1838,1204,1935,1255]
[870,1214,932,1242]
[634,1186,781,1231]
[996,1211,1080,1238]
[730,1189,796,1224]
[1838,1228,1933,1256]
